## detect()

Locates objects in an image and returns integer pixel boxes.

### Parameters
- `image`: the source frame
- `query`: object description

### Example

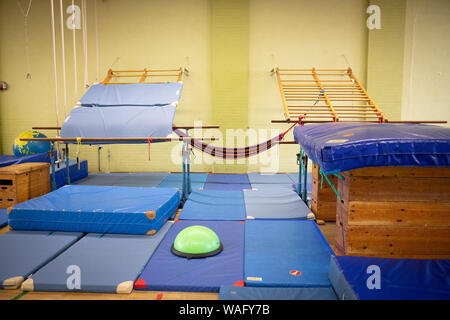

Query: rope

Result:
[49,0,60,131]
[59,0,67,118]
[71,0,78,98]
[16,0,33,79]
[147,137,153,160]
[94,0,100,82]
[81,0,88,88]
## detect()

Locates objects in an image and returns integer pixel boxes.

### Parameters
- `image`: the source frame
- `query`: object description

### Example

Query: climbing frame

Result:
[275,67,386,122]
[101,68,183,84]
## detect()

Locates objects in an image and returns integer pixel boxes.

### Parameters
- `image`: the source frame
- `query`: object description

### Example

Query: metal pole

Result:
[49,145,57,191]
[65,144,71,185]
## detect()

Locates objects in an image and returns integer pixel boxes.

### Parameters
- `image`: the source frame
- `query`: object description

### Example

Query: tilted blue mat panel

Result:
[0,231,83,289]
[0,209,7,228]
[247,173,293,185]
[135,220,245,292]
[293,123,450,174]
[219,286,337,300]
[0,152,53,168]
[74,172,169,187]
[24,222,172,293]
[79,83,183,107]
[157,172,208,190]
[9,185,180,235]
[250,183,294,191]
[179,190,246,221]
[243,189,311,220]
[204,174,251,190]
[245,220,332,288]
[61,105,176,143]
[329,255,450,300]
[55,160,88,189]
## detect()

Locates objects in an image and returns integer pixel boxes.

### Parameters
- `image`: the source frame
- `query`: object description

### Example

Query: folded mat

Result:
[79,83,183,107]
[9,185,180,235]
[0,209,7,228]
[219,285,337,300]
[245,220,332,287]
[157,172,208,190]
[21,222,172,294]
[329,255,450,300]
[135,220,245,292]
[0,231,83,289]
[293,122,450,174]
[0,152,53,168]
[243,189,312,220]
[179,190,246,221]
[74,172,169,187]
[204,174,251,190]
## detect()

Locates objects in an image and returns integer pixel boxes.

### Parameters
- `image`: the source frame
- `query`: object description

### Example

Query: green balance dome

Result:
[171,225,223,259]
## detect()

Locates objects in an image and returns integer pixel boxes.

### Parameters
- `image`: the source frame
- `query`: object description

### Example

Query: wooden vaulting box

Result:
[334,166,450,259]
[0,162,50,209]
[310,164,337,221]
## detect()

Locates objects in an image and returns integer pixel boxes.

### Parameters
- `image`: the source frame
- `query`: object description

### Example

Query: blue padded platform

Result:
[329,255,450,300]
[74,172,169,187]
[0,152,53,168]
[247,173,293,184]
[179,190,246,221]
[219,286,337,300]
[61,105,176,142]
[55,160,88,189]
[0,209,7,228]
[293,123,450,174]
[0,231,83,289]
[204,174,251,190]
[135,220,245,292]
[157,172,208,190]
[22,222,172,294]
[79,83,183,107]
[245,220,332,288]
[243,189,312,220]
[9,185,180,235]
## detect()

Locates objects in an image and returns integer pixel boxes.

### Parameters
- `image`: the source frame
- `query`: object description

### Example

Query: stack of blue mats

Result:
[8,185,180,235]
[293,122,450,174]
[60,82,183,142]
[0,230,83,289]
[329,255,450,300]
[21,222,172,294]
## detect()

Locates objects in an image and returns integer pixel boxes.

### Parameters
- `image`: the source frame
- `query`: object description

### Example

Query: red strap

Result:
[148,137,153,160]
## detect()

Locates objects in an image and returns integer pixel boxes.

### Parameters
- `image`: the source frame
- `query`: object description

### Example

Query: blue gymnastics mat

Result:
[245,220,332,288]
[157,172,208,190]
[0,231,83,289]
[74,172,169,187]
[247,173,293,184]
[179,190,246,221]
[0,152,54,168]
[54,160,88,189]
[135,220,245,292]
[219,286,337,300]
[243,189,312,220]
[0,209,7,228]
[204,174,251,190]
[21,222,172,294]
[329,255,450,300]
[9,185,180,235]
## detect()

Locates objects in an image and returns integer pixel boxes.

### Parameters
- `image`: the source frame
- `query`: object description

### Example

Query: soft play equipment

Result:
[61,83,183,141]
[171,225,223,259]
[204,174,251,190]
[13,131,51,156]
[178,190,246,221]
[243,189,313,220]
[219,285,337,300]
[74,172,169,188]
[21,222,172,294]
[245,220,333,288]
[293,122,450,174]
[329,255,450,300]
[0,231,83,289]
[8,185,180,235]
[135,220,244,292]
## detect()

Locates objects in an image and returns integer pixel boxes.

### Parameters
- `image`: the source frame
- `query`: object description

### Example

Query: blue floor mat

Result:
[0,209,7,228]
[54,160,88,189]
[219,286,337,300]
[247,173,293,185]
[329,255,450,300]
[179,190,246,221]
[157,172,208,191]
[204,174,251,190]
[245,220,333,288]
[74,172,169,187]
[243,189,312,220]
[22,222,172,294]
[135,220,245,292]
[0,231,83,289]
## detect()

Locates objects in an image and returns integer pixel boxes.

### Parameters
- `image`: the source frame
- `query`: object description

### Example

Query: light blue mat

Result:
[74,172,169,187]
[157,172,208,190]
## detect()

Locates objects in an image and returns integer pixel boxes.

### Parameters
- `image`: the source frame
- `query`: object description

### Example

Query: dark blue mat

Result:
[219,286,337,300]
[0,152,53,168]
[55,160,88,189]
[135,220,245,292]
[204,174,251,190]
[0,209,7,228]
